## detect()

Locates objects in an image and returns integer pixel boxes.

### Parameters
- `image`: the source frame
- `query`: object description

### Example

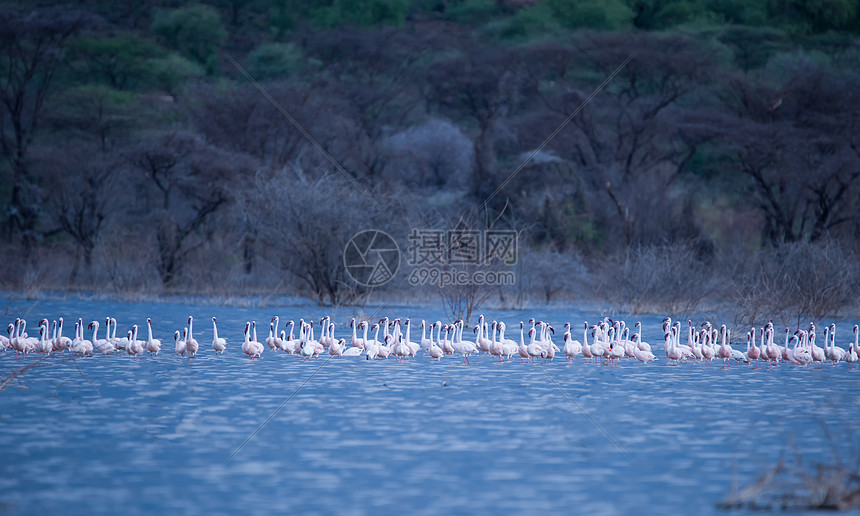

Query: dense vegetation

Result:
[1,0,859,325]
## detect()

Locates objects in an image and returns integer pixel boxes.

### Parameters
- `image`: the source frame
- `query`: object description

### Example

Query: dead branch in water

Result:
[718,434,860,511]
[0,355,78,393]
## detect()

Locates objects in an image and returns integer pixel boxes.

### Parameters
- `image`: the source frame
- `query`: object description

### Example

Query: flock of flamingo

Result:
[2,314,859,368]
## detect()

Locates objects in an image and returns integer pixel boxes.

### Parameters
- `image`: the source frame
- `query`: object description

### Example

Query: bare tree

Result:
[714,57,860,245]
[518,33,718,250]
[130,131,244,285]
[0,7,96,247]
[426,41,535,198]
[305,27,432,182]
[37,148,118,283]
[236,161,378,304]
[380,118,474,188]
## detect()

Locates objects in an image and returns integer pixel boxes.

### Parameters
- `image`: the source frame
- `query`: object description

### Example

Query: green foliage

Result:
[246,42,303,79]
[68,34,164,90]
[317,0,411,27]
[445,0,503,24]
[151,4,227,67]
[714,25,788,69]
[50,84,136,148]
[147,53,205,94]
[484,3,562,40]
[625,0,706,29]
[766,0,858,34]
[546,0,635,30]
[707,0,767,25]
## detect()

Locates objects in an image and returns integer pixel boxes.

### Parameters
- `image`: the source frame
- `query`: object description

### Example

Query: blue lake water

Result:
[1,295,858,515]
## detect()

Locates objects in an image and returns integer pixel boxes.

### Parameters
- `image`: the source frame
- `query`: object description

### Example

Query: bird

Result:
[212,317,227,355]
[174,330,185,357]
[175,328,187,356]
[563,326,583,364]
[185,316,199,357]
[127,325,145,359]
[632,336,657,363]
[242,322,263,358]
[718,325,733,368]
[146,318,162,356]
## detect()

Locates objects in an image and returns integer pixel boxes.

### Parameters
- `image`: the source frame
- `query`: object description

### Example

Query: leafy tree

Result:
[303,0,411,27]
[67,33,163,90]
[547,0,635,30]
[48,85,135,152]
[626,0,705,29]
[246,42,303,79]
[148,53,205,95]
[151,5,226,70]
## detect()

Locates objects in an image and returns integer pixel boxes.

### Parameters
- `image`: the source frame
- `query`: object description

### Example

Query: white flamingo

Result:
[212,317,227,355]
[146,318,162,356]
[175,327,187,356]
[632,334,657,363]
[185,316,199,357]
[845,326,858,365]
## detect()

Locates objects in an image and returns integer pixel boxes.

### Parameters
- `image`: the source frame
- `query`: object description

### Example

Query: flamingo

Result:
[633,322,652,352]
[146,318,162,356]
[342,344,363,357]
[747,328,761,368]
[185,316,199,357]
[329,337,344,357]
[242,322,263,358]
[582,324,596,363]
[173,331,184,357]
[451,323,480,364]
[427,323,444,361]
[826,324,845,363]
[0,323,11,351]
[350,318,365,349]
[718,324,732,368]
[112,318,127,351]
[845,326,858,365]
[764,328,781,365]
[271,316,284,351]
[91,319,116,355]
[71,321,93,357]
[175,327,187,356]
[37,322,52,354]
[282,321,299,354]
[526,328,544,362]
[791,335,811,367]
[212,317,227,355]
[266,321,278,352]
[420,320,433,350]
[53,318,72,354]
[127,325,145,359]
[665,333,682,365]
[632,335,657,363]
[517,322,530,363]
[701,329,715,365]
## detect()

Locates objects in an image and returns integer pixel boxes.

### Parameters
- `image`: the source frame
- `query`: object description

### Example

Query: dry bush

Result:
[606,240,713,315]
[731,239,860,330]
[519,248,588,304]
[93,228,161,296]
[236,162,380,305]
